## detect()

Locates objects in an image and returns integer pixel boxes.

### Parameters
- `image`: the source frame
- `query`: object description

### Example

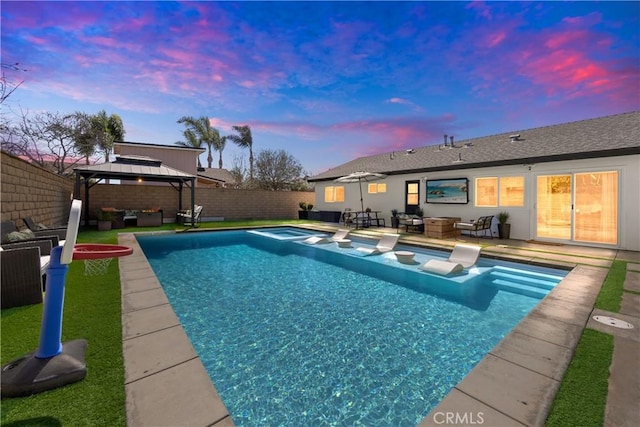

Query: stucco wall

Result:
[312,154,640,251]
[1,151,75,228]
[114,143,201,176]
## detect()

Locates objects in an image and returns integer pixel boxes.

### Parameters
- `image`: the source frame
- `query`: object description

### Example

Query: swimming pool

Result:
[136,228,567,426]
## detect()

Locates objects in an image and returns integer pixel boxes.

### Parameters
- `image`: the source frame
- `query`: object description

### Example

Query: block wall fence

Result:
[1,151,75,227]
[86,184,315,222]
[1,151,315,227]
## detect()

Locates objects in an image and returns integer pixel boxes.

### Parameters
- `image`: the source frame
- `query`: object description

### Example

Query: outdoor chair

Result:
[178,205,203,227]
[23,217,67,233]
[0,246,44,309]
[341,209,354,227]
[352,212,371,229]
[454,216,494,239]
[356,233,400,256]
[1,220,65,245]
[399,214,424,233]
[419,243,481,276]
[2,238,55,275]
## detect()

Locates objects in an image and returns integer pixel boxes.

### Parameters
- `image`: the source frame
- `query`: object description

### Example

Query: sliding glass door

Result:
[574,171,618,244]
[536,171,618,245]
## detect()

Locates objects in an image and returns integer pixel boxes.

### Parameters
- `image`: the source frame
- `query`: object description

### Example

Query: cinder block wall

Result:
[85,184,315,221]
[1,151,75,228]
[2,150,315,224]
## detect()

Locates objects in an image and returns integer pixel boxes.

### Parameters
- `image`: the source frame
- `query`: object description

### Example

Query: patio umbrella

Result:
[335,171,387,213]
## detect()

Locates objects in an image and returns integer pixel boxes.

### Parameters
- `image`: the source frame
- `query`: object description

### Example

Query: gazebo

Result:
[73,155,197,226]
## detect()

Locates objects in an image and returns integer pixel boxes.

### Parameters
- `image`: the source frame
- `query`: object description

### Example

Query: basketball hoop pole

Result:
[36,245,68,358]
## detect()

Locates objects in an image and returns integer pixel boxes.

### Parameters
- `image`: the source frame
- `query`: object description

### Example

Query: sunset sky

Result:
[2,1,638,175]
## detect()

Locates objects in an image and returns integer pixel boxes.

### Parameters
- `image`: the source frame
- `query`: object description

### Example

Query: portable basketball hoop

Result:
[1,200,133,398]
[74,243,133,275]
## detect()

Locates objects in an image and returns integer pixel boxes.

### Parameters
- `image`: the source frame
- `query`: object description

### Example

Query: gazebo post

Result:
[190,178,195,227]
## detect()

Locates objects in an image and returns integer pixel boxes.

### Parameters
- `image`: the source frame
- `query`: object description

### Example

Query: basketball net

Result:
[83,258,113,276]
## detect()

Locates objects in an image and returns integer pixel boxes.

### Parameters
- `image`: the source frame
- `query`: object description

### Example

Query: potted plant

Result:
[497,211,511,239]
[298,202,309,220]
[415,207,424,217]
[390,209,400,229]
[96,209,115,231]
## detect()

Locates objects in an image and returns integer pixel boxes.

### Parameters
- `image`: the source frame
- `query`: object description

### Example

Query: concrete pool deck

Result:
[117,226,639,426]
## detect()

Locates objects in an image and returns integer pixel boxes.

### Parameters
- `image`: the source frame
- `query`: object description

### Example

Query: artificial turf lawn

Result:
[594,260,627,312]
[1,233,126,426]
[545,329,614,427]
[546,259,626,426]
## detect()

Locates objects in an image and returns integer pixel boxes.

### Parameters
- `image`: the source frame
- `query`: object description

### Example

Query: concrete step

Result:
[491,278,551,299]
[489,270,557,290]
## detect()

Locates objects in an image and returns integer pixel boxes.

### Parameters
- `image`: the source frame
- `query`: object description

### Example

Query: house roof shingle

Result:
[198,168,235,184]
[309,111,640,182]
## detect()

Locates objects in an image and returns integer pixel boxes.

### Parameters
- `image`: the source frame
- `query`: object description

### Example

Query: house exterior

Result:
[197,167,237,188]
[309,112,640,251]
[114,141,219,186]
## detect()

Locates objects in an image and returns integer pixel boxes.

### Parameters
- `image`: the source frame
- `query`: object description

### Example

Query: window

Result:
[475,176,524,207]
[475,178,497,207]
[499,176,525,207]
[368,183,387,194]
[407,182,419,205]
[324,186,344,203]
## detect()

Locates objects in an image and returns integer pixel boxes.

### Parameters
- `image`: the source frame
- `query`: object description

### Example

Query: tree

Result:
[1,62,26,105]
[227,125,254,180]
[229,154,247,189]
[1,110,93,175]
[72,112,97,164]
[91,110,125,162]
[176,116,221,169]
[254,149,304,191]
[215,135,227,169]
[175,127,203,168]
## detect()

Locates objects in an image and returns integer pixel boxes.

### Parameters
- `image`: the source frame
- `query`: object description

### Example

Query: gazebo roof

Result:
[74,155,195,183]
[73,155,197,225]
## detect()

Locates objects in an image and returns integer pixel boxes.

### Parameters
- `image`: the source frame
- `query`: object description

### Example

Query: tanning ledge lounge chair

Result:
[356,233,400,256]
[303,229,350,244]
[419,243,481,276]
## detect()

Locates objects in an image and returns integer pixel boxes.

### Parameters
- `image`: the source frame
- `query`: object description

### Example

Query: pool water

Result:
[137,229,567,426]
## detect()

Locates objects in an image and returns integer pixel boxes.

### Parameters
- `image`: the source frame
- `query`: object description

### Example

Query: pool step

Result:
[489,271,557,290]
[491,278,550,299]
[491,266,565,283]
[489,266,564,299]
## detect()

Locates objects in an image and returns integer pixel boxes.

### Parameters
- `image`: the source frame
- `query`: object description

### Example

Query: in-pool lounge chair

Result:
[419,243,481,276]
[303,229,350,244]
[356,233,400,255]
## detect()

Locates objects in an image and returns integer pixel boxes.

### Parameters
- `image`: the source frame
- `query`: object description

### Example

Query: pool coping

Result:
[117,227,613,426]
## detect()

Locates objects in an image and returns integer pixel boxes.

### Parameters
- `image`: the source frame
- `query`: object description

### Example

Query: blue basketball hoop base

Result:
[1,339,87,398]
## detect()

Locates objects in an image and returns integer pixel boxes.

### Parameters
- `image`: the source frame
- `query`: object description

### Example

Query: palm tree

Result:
[177,116,221,168]
[215,135,227,169]
[175,128,203,168]
[228,125,254,179]
[91,110,125,162]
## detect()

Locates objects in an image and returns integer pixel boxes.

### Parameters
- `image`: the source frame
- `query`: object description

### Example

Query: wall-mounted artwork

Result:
[426,178,469,204]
